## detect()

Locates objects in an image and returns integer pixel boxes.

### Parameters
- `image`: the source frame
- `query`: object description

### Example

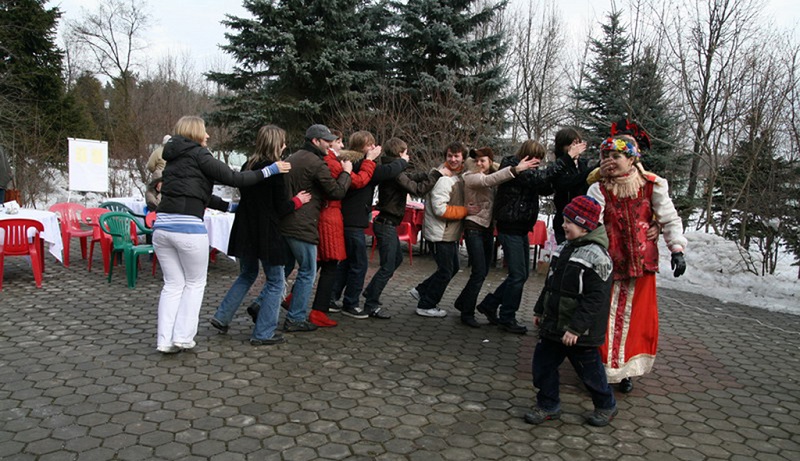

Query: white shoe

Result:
[409,288,420,301]
[416,307,447,318]
[157,345,180,354]
[173,341,196,350]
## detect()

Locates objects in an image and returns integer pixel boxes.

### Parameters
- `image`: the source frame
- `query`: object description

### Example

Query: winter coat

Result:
[462,164,518,229]
[551,155,593,243]
[227,160,298,265]
[422,174,467,243]
[493,155,568,235]
[534,225,613,347]
[376,154,441,224]
[280,142,352,245]
[587,173,688,280]
[157,135,263,219]
[147,146,166,179]
[340,155,407,229]
[317,149,376,261]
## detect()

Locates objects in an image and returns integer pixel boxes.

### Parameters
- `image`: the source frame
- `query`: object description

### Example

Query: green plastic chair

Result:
[98,211,154,289]
[100,201,146,241]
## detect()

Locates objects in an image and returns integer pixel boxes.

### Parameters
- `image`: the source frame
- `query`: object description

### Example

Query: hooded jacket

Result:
[533,225,613,347]
[462,161,518,229]
[157,135,263,219]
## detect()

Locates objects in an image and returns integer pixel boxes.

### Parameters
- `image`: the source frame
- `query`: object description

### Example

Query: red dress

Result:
[317,151,375,261]
[598,176,660,383]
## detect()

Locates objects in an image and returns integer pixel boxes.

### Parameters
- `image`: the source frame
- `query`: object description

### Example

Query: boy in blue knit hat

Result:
[525,195,618,427]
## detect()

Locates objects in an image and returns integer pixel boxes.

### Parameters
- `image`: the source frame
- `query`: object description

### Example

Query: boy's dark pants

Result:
[532,338,616,411]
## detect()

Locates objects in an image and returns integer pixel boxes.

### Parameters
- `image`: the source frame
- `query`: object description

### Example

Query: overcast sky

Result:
[48,0,799,75]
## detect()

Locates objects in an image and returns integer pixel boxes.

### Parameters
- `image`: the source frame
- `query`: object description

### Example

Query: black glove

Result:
[671,252,686,278]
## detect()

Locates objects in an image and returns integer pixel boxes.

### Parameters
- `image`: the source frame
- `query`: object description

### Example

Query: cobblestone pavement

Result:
[1,241,799,460]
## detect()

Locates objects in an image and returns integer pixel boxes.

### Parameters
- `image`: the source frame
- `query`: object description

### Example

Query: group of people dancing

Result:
[149,115,687,427]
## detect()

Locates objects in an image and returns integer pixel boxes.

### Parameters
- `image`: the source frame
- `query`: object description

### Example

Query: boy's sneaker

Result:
[209,317,229,333]
[498,319,528,334]
[341,306,369,319]
[416,307,447,318]
[586,407,618,427]
[409,287,420,300]
[369,308,392,319]
[249,334,286,346]
[283,319,318,332]
[524,407,562,425]
[329,301,342,313]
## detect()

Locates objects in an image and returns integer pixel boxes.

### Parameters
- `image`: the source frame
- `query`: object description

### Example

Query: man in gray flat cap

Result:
[278,125,353,332]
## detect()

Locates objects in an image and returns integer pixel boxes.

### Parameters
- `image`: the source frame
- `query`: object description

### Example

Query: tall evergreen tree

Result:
[389,0,511,154]
[0,0,87,204]
[207,0,389,148]
[628,46,679,180]
[571,9,630,142]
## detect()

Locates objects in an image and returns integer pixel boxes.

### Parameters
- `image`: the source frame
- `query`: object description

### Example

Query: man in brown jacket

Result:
[280,124,352,332]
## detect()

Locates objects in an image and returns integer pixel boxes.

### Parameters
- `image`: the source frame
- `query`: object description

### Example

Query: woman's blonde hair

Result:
[173,116,207,144]
[247,125,286,170]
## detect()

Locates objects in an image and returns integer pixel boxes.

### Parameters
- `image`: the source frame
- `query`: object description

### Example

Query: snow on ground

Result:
[656,232,799,316]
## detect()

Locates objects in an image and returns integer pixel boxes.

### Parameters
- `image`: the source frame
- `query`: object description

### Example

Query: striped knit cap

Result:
[563,195,601,231]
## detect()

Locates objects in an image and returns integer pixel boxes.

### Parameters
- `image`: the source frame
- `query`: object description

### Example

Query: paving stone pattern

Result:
[1,241,799,460]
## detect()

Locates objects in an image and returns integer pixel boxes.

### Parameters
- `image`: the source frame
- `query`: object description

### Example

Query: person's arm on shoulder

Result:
[197,149,265,188]
[397,168,443,196]
[370,158,408,184]
[348,158,376,190]
[316,158,352,200]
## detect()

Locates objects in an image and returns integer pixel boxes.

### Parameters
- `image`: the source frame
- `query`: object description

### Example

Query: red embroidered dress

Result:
[588,172,686,383]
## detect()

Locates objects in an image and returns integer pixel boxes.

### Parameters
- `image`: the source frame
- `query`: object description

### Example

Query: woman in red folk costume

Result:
[587,120,687,394]
[309,130,380,327]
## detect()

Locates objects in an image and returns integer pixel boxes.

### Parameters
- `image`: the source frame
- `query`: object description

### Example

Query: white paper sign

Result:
[68,138,108,192]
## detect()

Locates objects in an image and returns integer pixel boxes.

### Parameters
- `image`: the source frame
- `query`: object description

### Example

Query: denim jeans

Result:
[532,338,616,411]
[479,233,529,323]
[284,237,317,323]
[454,228,493,317]
[416,241,459,310]
[363,220,403,312]
[332,227,368,309]
[213,256,284,340]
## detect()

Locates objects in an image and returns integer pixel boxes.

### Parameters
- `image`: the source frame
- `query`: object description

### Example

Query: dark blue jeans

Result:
[332,227,368,309]
[532,338,616,411]
[478,233,529,323]
[363,220,402,312]
[416,241,459,310]
[454,228,493,317]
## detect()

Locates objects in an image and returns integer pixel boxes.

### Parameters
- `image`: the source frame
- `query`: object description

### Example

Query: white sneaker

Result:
[416,307,447,318]
[173,341,196,350]
[409,288,420,300]
[157,345,180,354]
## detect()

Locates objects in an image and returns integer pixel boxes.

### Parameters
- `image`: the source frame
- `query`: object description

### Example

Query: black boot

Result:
[619,377,633,393]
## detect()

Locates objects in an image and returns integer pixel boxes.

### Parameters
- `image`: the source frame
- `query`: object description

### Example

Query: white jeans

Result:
[153,230,209,349]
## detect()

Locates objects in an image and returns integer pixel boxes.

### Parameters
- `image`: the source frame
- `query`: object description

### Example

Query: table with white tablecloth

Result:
[203,211,236,257]
[107,197,148,216]
[0,209,64,263]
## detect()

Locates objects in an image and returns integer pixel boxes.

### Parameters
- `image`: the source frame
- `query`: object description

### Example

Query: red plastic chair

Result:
[397,222,415,266]
[528,220,548,270]
[49,202,92,267]
[366,210,379,260]
[83,207,111,273]
[0,218,44,290]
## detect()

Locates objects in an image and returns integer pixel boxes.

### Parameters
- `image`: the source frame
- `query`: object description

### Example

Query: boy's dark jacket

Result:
[534,225,613,347]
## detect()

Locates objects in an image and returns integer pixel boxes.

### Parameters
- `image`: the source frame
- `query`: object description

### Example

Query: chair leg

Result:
[408,241,413,266]
[79,236,88,260]
[0,255,4,291]
[62,232,71,267]
[30,246,43,288]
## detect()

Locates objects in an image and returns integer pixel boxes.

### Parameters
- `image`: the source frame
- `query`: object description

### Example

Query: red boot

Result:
[309,310,338,327]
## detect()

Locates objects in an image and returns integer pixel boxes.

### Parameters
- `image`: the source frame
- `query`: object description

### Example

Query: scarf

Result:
[602,164,647,199]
